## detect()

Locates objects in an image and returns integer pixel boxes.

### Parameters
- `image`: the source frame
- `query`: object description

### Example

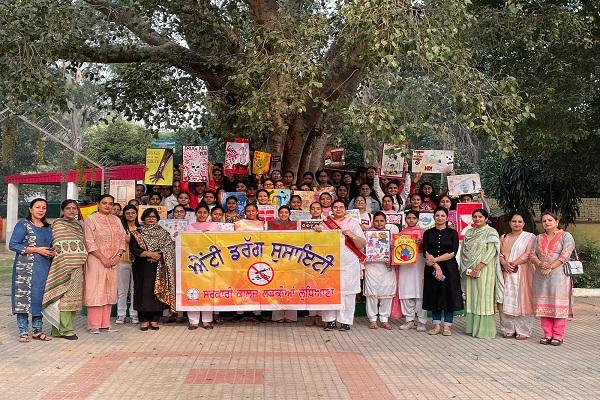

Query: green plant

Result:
[572,240,600,289]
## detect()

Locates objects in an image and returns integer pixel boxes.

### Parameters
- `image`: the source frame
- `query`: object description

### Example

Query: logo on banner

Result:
[248,262,275,286]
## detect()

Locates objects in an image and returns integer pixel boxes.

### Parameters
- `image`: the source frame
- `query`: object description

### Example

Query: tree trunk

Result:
[308,133,328,173]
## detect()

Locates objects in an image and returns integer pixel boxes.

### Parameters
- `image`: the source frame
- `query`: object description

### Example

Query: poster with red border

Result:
[456,203,483,241]
[225,138,250,175]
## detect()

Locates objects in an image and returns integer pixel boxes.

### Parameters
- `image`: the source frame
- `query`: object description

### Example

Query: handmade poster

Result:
[176,231,342,311]
[151,139,176,149]
[292,191,315,211]
[137,205,168,222]
[300,220,322,230]
[448,210,457,229]
[182,145,209,182]
[266,189,291,207]
[411,150,454,173]
[234,219,265,231]
[417,212,435,230]
[79,203,97,219]
[384,212,404,227]
[109,180,135,207]
[144,148,174,185]
[324,147,346,168]
[289,210,312,221]
[365,230,392,262]
[213,222,235,232]
[267,220,299,231]
[447,174,481,196]
[391,234,419,265]
[221,192,248,215]
[316,186,336,201]
[345,209,361,222]
[224,138,250,175]
[456,203,483,241]
[252,151,272,175]
[258,205,277,222]
[380,143,405,178]
[159,219,190,240]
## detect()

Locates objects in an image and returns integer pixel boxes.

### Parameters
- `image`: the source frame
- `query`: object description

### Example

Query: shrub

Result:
[572,240,600,289]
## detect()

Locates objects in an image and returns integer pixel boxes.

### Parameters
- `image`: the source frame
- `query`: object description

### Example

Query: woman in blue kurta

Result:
[10,198,55,342]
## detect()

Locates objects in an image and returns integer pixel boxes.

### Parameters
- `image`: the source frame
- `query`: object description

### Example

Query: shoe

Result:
[550,339,563,346]
[416,323,427,332]
[202,323,214,330]
[140,326,149,331]
[324,321,337,331]
[338,323,351,331]
[399,321,416,330]
[100,328,119,333]
[115,316,125,324]
[232,314,243,322]
[150,326,160,331]
[131,317,139,324]
[90,328,100,334]
[539,337,552,345]
[62,334,79,340]
[188,324,199,330]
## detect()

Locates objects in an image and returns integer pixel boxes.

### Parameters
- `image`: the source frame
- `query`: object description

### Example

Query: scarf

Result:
[460,224,504,303]
[42,218,87,308]
[132,224,177,311]
[323,216,367,262]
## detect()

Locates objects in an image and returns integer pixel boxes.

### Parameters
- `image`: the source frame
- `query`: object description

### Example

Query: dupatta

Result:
[323,216,367,262]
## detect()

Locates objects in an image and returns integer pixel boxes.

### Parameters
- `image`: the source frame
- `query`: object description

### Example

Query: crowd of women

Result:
[10,162,576,346]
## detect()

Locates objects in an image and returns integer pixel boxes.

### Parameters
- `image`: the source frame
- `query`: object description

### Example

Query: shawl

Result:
[323,216,367,262]
[42,218,87,308]
[460,224,505,303]
[502,231,536,316]
[131,224,177,311]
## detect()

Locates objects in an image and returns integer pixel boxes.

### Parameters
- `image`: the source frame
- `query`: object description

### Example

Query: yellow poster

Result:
[252,151,271,175]
[137,205,168,222]
[391,234,419,265]
[144,148,174,185]
[176,231,342,311]
[79,203,97,219]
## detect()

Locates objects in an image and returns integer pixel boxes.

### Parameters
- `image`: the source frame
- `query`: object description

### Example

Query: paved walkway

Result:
[1,277,599,399]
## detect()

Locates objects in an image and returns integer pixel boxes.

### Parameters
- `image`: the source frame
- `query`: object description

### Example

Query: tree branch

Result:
[246,0,280,26]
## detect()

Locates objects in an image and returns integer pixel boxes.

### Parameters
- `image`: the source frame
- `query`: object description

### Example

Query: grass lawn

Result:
[0,259,12,283]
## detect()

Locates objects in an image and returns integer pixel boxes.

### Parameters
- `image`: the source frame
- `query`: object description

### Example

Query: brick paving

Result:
[1,281,600,399]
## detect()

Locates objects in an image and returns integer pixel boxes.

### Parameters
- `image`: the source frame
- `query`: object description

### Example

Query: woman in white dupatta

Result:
[499,212,536,339]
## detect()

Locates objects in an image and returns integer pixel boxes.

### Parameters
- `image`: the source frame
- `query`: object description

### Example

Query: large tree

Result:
[0,0,528,174]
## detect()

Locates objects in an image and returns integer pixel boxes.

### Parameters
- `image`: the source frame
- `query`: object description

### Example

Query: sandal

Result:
[32,331,52,341]
[550,339,563,346]
[19,333,30,343]
[442,327,452,336]
[428,326,441,335]
[202,323,214,330]
[539,337,552,345]
[515,334,528,341]
[369,321,378,329]
[381,322,393,330]
[502,333,515,338]
[188,324,199,330]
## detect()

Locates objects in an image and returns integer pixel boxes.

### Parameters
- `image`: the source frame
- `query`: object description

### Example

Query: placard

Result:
[109,180,136,207]
[266,189,291,207]
[79,203,97,219]
[345,209,361,222]
[252,151,272,175]
[224,138,250,175]
[384,212,404,227]
[380,143,405,178]
[391,234,419,265]
[289,210,312,221]
[299,220,322,230]
[258,205,277,222]
[324,147,346,168]
[182,145,209,182]
[411,149,454,173]
[365,230,392,262]
[417,212,435,230]
[234,219,265,231]
[456,202,483,241]
[144,148,174,185]
[292,191,315,211]
[158,219,189,240]
[137,205,168,222]
[176,231,342,311]
[221,192,248,215]
[447,173,481,196]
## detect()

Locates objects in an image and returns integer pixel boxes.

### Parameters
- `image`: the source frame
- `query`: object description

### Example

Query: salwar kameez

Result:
[531,230,575,341]
[10,220,53,335]
[398,226,426,325]
[461,224,503,339]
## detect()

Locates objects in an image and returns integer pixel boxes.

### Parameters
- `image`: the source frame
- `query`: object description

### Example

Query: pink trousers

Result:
[540,317,567,340]
[87,305,112,329]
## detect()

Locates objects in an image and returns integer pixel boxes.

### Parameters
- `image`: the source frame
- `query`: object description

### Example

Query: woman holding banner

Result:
[129,208,176,331]
[318,200,366,331]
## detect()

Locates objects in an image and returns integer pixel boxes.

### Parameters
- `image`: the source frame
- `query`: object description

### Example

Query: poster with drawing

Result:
[266,189,291,207]
[137,205,168,222]
[384,212,404,228]
[411,150,454,173]
[252,151,272,175]
[324,147,346,168]
[109,180,136,207]
[258,205,277,222]
[224,139,250,175]
[345,209,361,222]
[158,219,189,240]
[447,173,481,196]
[221,192,248,215]
[292,191,315,211]
[391,234,420,265]
[417,212,435,230]
[182,146,209,182]
[289,210,312,221]
[144,148,174,185]
[380,143,405,178]
[365,230,392,262]
[456,203,483,241]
